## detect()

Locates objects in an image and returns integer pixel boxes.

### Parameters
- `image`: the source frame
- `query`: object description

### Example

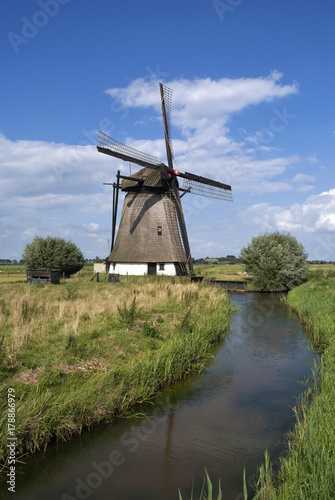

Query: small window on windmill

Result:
[159,264,165,271]
[157,226,162,236]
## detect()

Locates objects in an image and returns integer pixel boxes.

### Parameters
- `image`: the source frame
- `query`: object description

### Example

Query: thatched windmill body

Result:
[97,83,232,276]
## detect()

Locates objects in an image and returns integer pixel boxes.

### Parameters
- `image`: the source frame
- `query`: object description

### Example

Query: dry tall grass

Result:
[0,279,225,364]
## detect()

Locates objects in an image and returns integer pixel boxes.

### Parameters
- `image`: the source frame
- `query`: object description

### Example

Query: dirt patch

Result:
[58,357,108,374]
[14,367,44,385]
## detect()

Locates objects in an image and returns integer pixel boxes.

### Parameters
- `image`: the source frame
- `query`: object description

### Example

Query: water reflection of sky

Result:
[1,293,319,500]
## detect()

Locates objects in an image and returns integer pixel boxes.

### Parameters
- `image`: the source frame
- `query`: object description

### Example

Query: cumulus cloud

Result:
[105,72,299,134]
[239,189,335,233]
[103,74,302,192]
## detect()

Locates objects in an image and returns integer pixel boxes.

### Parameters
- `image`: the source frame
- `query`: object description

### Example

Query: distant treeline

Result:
[308,260,335,264]
[0,258,103,266]
[2,257,333,266]
[0,259,25,265]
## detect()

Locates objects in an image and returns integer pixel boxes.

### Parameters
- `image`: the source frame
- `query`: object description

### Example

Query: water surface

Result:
[1,293,319,499]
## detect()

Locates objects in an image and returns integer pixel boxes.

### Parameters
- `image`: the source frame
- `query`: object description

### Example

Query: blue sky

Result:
[1,0,334,261]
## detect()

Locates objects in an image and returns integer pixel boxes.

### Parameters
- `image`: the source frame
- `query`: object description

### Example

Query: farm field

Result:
[1,263,333,284]
[0,278,234,467]
[0,264,248,283]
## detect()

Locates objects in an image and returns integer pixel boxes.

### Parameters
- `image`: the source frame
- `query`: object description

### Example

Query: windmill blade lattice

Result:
[159,83,174,162]
[97,130,163,169]
[182,176,233,201]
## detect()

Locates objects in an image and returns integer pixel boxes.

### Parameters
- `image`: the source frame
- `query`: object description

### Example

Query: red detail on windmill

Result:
[168,169,180,179]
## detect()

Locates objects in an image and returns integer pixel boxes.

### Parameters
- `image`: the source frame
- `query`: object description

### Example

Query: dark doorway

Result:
[148,263,157,275]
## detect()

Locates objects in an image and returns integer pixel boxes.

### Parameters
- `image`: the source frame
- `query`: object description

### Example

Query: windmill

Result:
[97,83,233,276]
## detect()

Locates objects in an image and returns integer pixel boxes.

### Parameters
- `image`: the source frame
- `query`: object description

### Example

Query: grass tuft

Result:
[117,297,142,328]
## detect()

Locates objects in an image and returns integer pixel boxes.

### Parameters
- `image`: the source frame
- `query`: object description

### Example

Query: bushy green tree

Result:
[22,236,85,277]
[240,231,308,291]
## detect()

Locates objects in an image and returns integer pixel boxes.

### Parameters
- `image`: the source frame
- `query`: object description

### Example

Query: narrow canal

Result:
[3,293,319,500]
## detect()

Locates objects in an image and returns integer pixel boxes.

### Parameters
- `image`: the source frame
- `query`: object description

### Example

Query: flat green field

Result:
[0,266,26,283]
[1,263,333,284]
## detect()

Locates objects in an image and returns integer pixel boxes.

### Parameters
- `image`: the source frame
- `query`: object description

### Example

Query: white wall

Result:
[93,263,107,274]
[157,263,177,276]
[110,263,177,276]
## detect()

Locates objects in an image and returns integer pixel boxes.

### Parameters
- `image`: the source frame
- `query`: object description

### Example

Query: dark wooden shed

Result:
[27,269,61,284]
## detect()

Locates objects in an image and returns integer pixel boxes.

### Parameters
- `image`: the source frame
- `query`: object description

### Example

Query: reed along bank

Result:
[0,278,234,467]
[255,271,335,500]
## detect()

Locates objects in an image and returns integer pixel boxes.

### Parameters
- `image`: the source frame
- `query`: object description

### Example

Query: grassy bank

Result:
[0,278,234,468]
[254,271,335,499]
[178,270,335,500]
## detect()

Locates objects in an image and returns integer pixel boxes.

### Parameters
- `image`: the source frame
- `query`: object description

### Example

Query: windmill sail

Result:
[97,130,162,169]
[159,83,174,167]
[159,83,193,272]
[181,172,233,201]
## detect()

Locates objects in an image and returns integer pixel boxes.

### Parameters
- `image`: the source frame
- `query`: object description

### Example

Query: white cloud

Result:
[105,72,299,134]
[292,173,315,183]
[239,189,335,233]
[83,223,100,232]
[104,75,302,195]
[297,184,315,192]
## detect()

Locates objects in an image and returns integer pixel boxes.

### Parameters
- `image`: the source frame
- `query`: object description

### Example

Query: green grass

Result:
[252,273,335,499]
[193,263,247,281]
[0,278,234,469]
[0,266,26,283]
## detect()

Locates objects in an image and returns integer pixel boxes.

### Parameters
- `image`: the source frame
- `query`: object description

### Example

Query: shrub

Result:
[22,235,85,277]
[240,231,308,291]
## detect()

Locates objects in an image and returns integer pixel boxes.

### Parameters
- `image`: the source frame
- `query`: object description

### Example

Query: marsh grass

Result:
[251,274,335,499]
[0,278,234,468]
[178,469,248,500]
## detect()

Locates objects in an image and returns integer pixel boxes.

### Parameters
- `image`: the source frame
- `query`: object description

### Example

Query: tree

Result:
[22,236,85,277]
[240,231,308,291]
